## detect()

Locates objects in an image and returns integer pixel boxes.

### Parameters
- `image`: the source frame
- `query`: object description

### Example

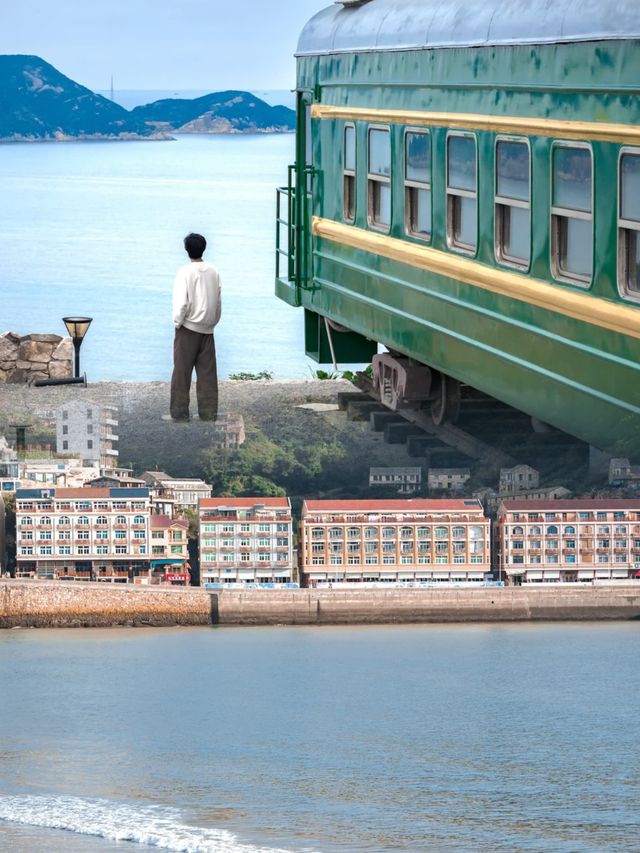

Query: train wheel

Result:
[430,374,461,425]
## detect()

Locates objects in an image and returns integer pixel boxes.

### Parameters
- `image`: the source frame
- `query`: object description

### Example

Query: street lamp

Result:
[62,317,92,379]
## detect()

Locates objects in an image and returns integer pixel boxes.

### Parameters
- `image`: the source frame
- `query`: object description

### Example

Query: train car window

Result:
[405,131,431,241]
[344,124,356,223]
[495,139,530,269]
[368,127,391,230]
[446,134,477,253]
[551,145,593,285]
[618,151,640,297]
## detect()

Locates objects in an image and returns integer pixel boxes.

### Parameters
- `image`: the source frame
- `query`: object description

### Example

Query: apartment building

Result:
[300,499,490,586]
[427,468,471,492]
[56,400,119,468]
[199,498,294,586]
[369,467,422,494]
[497,499,640,583]
[15,487,150,581]
[499,464,540,495]
[149,515,190,585]
[141,472,211,513]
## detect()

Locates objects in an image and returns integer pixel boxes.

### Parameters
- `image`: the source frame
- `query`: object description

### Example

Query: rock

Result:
[28,334,62,343]
[0,361,16,371]
[0,369,8,382]
[49,360,72,379]
[0,333,19,363]
[28,371,49,383]
[51,338,73,361]
[7,368,29,384]
[16,360,35,370]
[18,340,56,362]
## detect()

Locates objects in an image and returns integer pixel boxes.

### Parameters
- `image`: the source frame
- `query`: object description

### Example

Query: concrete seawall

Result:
[2,581,640,628]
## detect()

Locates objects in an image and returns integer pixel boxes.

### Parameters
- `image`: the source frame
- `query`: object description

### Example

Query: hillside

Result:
[131,90,295,134]
[0,55,156,140]
[0,56,296,141]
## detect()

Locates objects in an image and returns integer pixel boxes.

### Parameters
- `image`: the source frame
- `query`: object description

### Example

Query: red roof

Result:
[501,499,640,511]
[200,497,290,509]
[151,514,189,530]
[303,499,483,513]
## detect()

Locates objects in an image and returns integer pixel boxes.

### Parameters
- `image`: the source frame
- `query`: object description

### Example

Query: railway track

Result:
[341,375,590,484]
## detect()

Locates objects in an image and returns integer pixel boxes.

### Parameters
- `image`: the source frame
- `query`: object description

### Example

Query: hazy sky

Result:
[1,0,328,91]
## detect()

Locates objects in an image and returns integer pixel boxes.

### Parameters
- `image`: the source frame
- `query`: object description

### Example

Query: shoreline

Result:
[2,580,639,628]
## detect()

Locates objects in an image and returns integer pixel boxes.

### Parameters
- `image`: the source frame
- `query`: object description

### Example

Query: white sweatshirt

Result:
[172,261,222,334]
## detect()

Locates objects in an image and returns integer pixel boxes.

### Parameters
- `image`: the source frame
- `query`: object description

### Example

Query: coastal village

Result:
[2,394,640,593]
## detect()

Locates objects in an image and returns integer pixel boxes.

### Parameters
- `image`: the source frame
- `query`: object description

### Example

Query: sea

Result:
[0,131,322,381]
[0,623,639,853]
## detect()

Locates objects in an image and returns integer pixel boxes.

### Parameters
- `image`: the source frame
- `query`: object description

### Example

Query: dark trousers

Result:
[170,326,218,420]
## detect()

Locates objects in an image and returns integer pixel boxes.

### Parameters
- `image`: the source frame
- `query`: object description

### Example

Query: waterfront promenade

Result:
[1,579,639,627]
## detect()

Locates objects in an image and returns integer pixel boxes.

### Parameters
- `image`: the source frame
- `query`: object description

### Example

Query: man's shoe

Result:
[162,414,190,422]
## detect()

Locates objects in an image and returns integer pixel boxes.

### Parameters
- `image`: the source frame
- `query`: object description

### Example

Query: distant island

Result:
[0,55,295,141]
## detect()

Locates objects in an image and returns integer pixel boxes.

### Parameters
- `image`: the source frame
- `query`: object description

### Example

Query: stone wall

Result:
[0,581,212,628]
[1,581,640,628]
[0,332,73,383]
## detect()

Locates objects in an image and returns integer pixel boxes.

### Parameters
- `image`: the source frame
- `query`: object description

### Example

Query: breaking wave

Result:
[0,796,309,853]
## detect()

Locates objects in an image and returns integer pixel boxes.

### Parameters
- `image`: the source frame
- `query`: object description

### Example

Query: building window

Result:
[87,440,93,450]
[618,151,640,298]
[62,425,68,435]
[62,410,68,420]
[495,138,530,268]
[368,127,391,230]
[62,441,68,451]
[344,123,356,223]
[405,130,431,240]
[551,144,593,284]
[87,424,93,434]
[87,409,93,419]
[447,134,477,253]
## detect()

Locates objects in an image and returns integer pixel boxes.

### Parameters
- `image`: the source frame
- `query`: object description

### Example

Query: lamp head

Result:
[62,316,93,342]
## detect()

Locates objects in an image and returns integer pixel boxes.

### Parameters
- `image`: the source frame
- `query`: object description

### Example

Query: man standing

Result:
[170,233,221,421]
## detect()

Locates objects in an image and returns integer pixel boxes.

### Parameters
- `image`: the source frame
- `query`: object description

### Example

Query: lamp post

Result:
[62,317,92,379]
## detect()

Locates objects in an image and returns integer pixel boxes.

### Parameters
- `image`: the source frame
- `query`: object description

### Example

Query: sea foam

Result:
[0,795,310,853]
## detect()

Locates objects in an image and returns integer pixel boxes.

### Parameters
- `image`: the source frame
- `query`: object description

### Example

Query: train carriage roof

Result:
[297,0,640,56]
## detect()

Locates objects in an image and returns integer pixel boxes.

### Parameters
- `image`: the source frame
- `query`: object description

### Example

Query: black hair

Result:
[184,233,207,259]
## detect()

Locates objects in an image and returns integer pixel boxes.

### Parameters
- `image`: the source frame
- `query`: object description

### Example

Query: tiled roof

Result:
[303,499,482,512]
[151,514,189,529]
[501,499,640,510]
[200,497,290,509]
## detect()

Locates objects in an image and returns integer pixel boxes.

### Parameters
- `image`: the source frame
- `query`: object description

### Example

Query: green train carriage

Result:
[275,0,640,455]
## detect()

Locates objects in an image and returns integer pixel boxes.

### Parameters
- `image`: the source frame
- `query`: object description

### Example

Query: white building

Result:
[56,400,119,468]
[141,472,212,513]
[199,497,294,586]
[369,466,422,494]
[15,486,150,581]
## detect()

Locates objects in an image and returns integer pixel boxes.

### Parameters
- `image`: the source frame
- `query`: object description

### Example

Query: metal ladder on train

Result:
[275,164,314,305]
